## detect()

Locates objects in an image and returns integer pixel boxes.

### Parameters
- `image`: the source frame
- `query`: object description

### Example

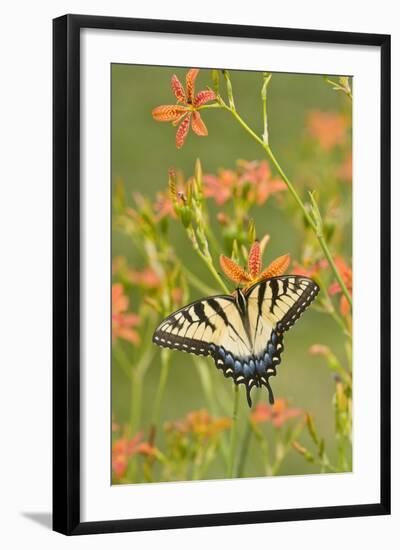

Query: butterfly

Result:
[152,275,319,407]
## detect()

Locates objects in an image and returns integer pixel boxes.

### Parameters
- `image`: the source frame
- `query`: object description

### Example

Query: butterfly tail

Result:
[246,385,253,408]
[260,376,275,405]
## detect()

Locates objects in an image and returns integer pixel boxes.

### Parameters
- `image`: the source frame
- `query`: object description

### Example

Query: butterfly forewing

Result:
[246,275,320,332]
[152,295,241,356]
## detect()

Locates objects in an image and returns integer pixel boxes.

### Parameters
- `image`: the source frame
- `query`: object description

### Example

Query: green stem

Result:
[182,265,217,296]
[193,357,229,464]
[187,226,230,294]
[261,72,272,144]
[227,384,240,478]
[151,348,170,429]
[130,370,141,436]
[197,103,221,110]
[113,345,133,379]
[204,256,230,294]
[130,346,154,435]
[237,390,261,477]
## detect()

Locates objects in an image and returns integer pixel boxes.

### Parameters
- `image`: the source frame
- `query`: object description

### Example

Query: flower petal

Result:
[219,255,252,284]
[191,111,208,136]
[194,89,216,107]
[257,254,291,281]
[171,74,186,102]
[247,241,261,278]
[176,114,191,149]
[186,69,199,102]
[152,105,188,122]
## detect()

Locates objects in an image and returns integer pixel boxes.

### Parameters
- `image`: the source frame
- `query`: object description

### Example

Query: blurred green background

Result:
[112,65,352,480]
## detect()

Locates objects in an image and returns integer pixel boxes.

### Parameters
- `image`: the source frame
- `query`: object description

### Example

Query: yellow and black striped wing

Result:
[246,275,320,337]
[152,295,251,359]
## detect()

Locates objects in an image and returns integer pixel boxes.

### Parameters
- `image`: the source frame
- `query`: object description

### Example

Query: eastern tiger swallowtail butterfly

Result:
[152,275,319,407]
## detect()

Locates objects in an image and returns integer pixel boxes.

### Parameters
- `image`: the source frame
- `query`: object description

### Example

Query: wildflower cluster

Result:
[248,399,305,476]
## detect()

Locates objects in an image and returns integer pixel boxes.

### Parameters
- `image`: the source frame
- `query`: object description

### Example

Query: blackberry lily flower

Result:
[219,239,290,292]
[152,69,216,149]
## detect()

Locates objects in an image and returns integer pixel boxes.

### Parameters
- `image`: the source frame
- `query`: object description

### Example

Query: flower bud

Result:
[217,212,230,226]
[247,218,256,244]
[180,205,192,228]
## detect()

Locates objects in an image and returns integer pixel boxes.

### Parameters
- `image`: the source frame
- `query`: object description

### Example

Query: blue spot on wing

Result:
[210,330,285,407]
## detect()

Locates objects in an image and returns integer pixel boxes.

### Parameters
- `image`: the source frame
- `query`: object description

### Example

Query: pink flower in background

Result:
[203,169,237,205]
[112,283,140,345]
[152,69,216,148]
[308,344,331,358]
[328,256,352,317]
[251,398,303,428]
[203,160,285,206]
[307,110,349,151]
[291,259,328,278]
[337,153,352,183]
[112,432,157,479]
[238,160,286,205]
[128,267,162,289]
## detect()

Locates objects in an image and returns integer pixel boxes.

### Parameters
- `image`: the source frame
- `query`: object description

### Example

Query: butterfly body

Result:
[153,275,319,407]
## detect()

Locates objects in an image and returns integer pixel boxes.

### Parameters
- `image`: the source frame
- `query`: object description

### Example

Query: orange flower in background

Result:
[112,432,157,479]
[337,152,352,183]
[112,283,141,345]
[251,398,303,428]
[153,190,176,220]
[291,258,328,278]
[307,110,349,151]
[328,256,352,317]
[165,409,231,439]
[128,267,161,289]
[308,344,331,358]
[293,256,351,317]
[152,69,216,149]
[219,238,290,290]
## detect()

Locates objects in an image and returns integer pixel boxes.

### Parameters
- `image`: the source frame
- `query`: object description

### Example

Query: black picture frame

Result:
[53,14,391,535]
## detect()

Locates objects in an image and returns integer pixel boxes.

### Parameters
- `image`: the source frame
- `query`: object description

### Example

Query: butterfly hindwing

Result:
[152,275,319,407]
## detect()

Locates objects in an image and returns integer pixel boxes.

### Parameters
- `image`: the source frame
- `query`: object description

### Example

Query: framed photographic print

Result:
[53,14,391,535]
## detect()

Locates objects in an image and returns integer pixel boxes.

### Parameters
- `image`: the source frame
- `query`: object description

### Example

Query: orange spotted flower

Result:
[152,69,216,149]
[219,238,290,291]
